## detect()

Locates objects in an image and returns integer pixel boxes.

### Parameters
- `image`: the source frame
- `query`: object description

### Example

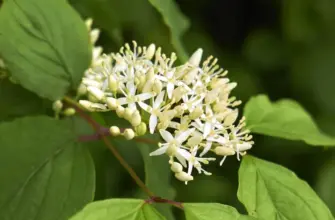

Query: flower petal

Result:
[159,129,174,142]
[154,91,165,108]
[176,128,195,144]
[203,122,211,138]
[117,97,128,105]
[149,115,158,134]
[167,82,174,99]
[200,141,212,157]
[149,145,169,156]
[137,93,155,101]
[138,101,152,112]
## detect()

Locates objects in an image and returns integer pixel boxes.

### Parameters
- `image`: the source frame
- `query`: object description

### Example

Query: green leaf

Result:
[0,0,91,100]
[147,0,190,62]
[184,203,256,220]
[244,94,335,146]
[70,199,165,220]
[315,157,335,215]
[138,142,176,220]
[0,116,95,220]
[0,78,47,121]
[238,155,334,220]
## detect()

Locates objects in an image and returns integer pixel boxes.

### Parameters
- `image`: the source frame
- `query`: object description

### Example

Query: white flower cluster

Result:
[79,20,254,184]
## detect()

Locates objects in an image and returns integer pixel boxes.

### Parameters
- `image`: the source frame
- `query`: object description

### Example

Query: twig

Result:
[64,96,154,197]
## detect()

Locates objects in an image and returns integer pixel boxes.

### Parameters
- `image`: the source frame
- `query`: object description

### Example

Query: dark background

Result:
[70,0,335,216]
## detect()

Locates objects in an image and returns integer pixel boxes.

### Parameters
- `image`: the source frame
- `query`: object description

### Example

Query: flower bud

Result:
[146,44,156,60]
[124,108,135,121]
[214,146,235,156]
[153,79,163,94]
[108,75,118,93]
[236,143,252,151]
[82,78,102,88]
[224,110,238,126]
[109,126,120,136]
[175,171,194,182]
[116,105,125,118]
[131,111,142,127]
[146,68,155,81]
[85,18,93,30]
[227,82,237,91]
[63,108,76,116]
[123,128,135,140]
[87,86,105,101]
[90,29,100,44]
[187,136,202,147]
[170,162,183,173]
[135,122,147,136]
[52,100,63,112]
[188,48,203,67]
[77,83,87,96]
[79,100,94,111]
[106,97,118,110]
[190,106,203,119]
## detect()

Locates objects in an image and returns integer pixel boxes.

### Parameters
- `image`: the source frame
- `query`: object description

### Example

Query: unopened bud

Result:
[63,108,76,116]
[146,68,155,81]
[153,79,163,94]
[146,44,156,60]
[214,146,235,156]
[90,29,100,44]
[123,128,135,140]
[77,84,87,96]
[224,110,238,126]
[131,111,142,127]
[52,100,63,112]
[170,162,183,173]
[236,143,252,151]
[190,106,203,119]
[135,122,147,136]
[124,108,135,121]
[86,19,93,30]
[175,171,194,182]
[108,75,118,93]
[116,105,125,118]
[187,136,202,147]
[106,97,118,110]
[79,100,94,111]
[87,86,105,101]
[109,126,120,136]
[188,48,203,67]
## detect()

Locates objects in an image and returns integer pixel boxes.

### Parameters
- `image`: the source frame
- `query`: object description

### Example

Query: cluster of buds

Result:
[77,20,254,184]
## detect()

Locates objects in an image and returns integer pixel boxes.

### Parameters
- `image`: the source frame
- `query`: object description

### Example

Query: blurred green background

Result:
[60,0,335,217]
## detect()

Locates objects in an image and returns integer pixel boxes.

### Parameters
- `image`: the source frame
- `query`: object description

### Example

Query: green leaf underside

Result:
[147,0,190,62]
[70,199,165,220]
[0,0,91,100]
[244,94,335,146]
[184,203,256,220]
[0,116,95,220]
[238,155,334,220]
[138,142,176,220]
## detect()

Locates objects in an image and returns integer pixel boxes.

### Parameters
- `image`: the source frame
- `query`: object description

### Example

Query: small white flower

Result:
[138,91,166,133]
[117,81,155,111]
[150,129,194,167]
